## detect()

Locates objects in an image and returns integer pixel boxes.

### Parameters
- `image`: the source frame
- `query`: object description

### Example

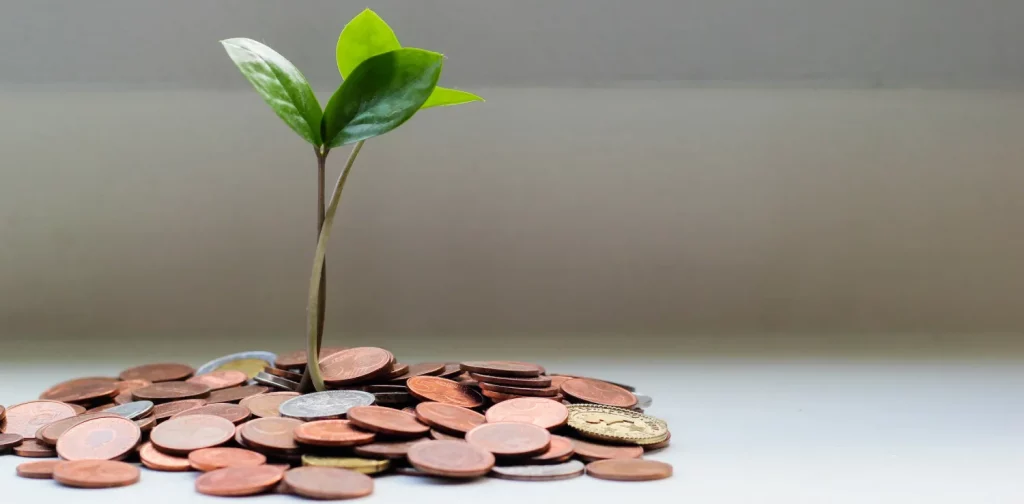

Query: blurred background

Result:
[2,0,1024,360]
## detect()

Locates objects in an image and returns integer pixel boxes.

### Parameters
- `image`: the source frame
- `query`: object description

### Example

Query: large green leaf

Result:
[221,38,322,146]
[336,9,482,110]
[321,48,443,148]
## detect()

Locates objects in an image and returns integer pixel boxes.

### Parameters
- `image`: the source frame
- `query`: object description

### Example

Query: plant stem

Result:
[305,140,365,392]
[299,146,330,393]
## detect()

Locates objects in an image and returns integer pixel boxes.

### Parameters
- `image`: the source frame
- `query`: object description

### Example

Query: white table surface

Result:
[1,357,1021,503]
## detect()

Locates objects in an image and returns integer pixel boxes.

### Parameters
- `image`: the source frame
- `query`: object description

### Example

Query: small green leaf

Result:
[322,48,443,148]
[336,8,401,80]
[221,38,322,145]
[422,87,484,109]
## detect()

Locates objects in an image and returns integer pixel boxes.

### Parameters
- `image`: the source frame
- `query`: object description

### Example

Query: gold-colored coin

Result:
[300,455,390,474]
[214,359,270,379]
[566,404,668,445]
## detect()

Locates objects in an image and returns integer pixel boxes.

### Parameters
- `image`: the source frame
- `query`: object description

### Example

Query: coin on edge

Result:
[16,460,62,479]
[195,465,285,497]
[407,440,495,478]
[278,390,375,421]
[53,460,140,488]
[585,459,673,481]
[566,404,668,445]
[285,467,374,500]
[491,459,585,481]
[56,416,141,461]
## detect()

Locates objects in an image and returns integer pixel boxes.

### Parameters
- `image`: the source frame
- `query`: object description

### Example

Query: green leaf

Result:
[321,48,443,148]
[422,87,484,109]
[335,9,401,80]
[221,38,322,146]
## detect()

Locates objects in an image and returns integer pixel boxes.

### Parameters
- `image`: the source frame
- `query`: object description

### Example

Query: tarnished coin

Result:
[253,372,300,391]
[16,459,62,479]
[240,417,303,453]
[195,465,285,497]
[119,363,195,382]
[0,433,24,450]
[139,441,191,471]
[480,382,560,397]
[585,459,673,481]
[240,391,300,418]
[415,402,485,435]
[39,377,117,402]
[206,385,268,404]
[150,414,236,455]
[320,347,395,385]
[132,382,211,402]
[407,440,495,478]
[407,376,484,408]
[36,380,118,405]
[284,466,374,500]
[566,404,668,445]
[263,366,303,382]
[189,447,267,471]
[36,412,120,446]
[347,406,430,437]
[388,362,445,381]
[470,373,553,388]
[293,420,376,447]
[152,399,208,421]
[57,416,141,461]
[560,378,637,408]
[633,393,653,410]
[300,455,390,474]
[54,460,140,488]
[172,403,251,424]
[459,361,543,378]
[485,397,569,431]
[570,438,643,461]
[3,400,77,438]
[352,438,428,459]
[196,351,278,377]
[103,400,154,420]
[466,422,551,457]
[491,459,585,481]
[278,390,375,421]
[430,429,462,441]
[14,438,57,457]
[187,370,249,391]
[274,347,346,370]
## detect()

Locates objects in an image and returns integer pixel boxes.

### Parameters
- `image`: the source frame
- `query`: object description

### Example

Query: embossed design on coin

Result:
[240,391,300,418]
[132,382,211,402]
[485,397,569,430]
[585,459,673,481]
[284,466,375,500]
[320,347,394,385]
[3,400,77,438]
[172,403,251,424]
[566,404,668,445]
[569,438,644,461]
[139,441,191,471]
[491,459,585,481]
[347,406,429,437]
[187,370,249,391]
[406,376,484,408]
[407,440,495,478]
[415,402,485,435]
[56,416,141,461]
[53,460,140,488]
[189,447,267,472]
[293,420,376,447]
[195,465,285,497]
[103,400,155,420]
[560,378,637,408]
[16,460,61,479]
[150,414,236,455]
[465,422,551,457]
[196,351,278,377]
[119,363,195,382]
[206,385,268,404]
[278,390,375,421]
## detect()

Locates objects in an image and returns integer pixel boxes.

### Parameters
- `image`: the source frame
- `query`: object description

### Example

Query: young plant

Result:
[221,9,481,392]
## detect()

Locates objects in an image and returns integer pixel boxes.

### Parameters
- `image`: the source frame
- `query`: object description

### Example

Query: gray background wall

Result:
[2,1,1024,354]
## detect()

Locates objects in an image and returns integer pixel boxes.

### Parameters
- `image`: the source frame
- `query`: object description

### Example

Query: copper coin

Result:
[132,382,211,402]
[480,382,560,397]
[134,416,156,433]
[644,431,672,451]
[465,422,551,457]
[293,420,376,447]
[16,459,61,479]
[69,404,87,415]
[189,447,267,471]
[113,391,134,405]
[407,440,495,478]
[548,375,574,389]
[187,370,249,391]
[239,391,300,418]
[152,399,208,421]
[150,414,236,455]
[172,403,251,424]
[240,417,303,452]
[585,458,673,481]
[0,432,24,450]
[346,406,429,437]
[570,438,643,461]
[320,347,394,385]
[407,376,484,408]
[3,400,77,438]
[430,429,462,441]
[459,361,543,378]
[284,466,374,500]
[195,465,285,496]
[39,377,117,401]
[36,412,120,446]
[13,438,57,457]
[53,459,140,488]
[119,363,195,382]
[352,438,428,459]
[560,378,637,408]
[470,373,553,388]
[37,380,118,405]
[84,403,117,414]
[206,385,268,404]
[138,441,191,471]
[384,363,410,379]
[415,402,485,435]
[0,404,5,421]
[263,367,303,382]
[485,397,569,430]
[389,362,445,381]
[57,416,141,461]
[274,347,347,370]
[114,378,152,393]
[438,363,464,379]
[528,435,574,463]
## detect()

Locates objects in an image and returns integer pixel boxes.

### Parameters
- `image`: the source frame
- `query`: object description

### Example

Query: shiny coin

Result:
[14,438,57,457]
[284,467,374,500]
[570,437,644,461]
[36,412,120,446]
[57,416,141,461]
[459,361,543,378]
[485,397,569,430]
[195,465,285,497]
[240,417,303,453]
[187,370,249,391]
[171,403,251,424]
[151,414,236,455]
[561,378,637,408]
[189,447,267,471]
[480,382,560,397]
[415,402,485,435]
[633,392,653,409]
[239,391,300,418]
[347,406,429,438]
[151,399,208,421]
[466,422,551,457]
[527,435,575,464]
[103,400,154,420]
[54,460,140,488]
[352,437,428,459]
[3,400,77,438]
[469,373,553,388]
[196,351,278,377]
[206,385,268,404]
[278,390,375,421]
[139,441,191,471]
[132,382,210,402]
[491,459,585,481]
[300,455,390,474]
[407,376,484,408]
[254,372,300,391]
[567,404,668,445]
[293,420,376,447]
[274,347,346,370]
[585,458,673,481]
[16,460,61,479]
[263,366,303,382]
[119,363,194,382]
[407,440,495,478]
[320,347,395,385]
[0,433,24,450]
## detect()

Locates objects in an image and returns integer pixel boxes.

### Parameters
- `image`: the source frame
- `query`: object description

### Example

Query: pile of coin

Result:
[1,348,672,497]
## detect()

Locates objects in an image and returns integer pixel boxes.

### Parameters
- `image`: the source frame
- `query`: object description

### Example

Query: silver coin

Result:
[490,460,585,481]
[104,400,154,420]
[633,393,653,409]
[195,351,278,376]
[278,390,375,421]
[254,372,300,392]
